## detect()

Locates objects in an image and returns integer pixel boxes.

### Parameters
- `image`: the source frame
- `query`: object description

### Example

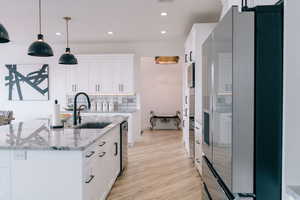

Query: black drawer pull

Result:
[85,151,95,158]
[85,175,95,184]
[114,142,118,156]
[99,152,106,157]
[99,141,106,147]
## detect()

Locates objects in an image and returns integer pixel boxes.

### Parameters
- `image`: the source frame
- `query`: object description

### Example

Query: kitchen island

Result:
[0,115,127,200]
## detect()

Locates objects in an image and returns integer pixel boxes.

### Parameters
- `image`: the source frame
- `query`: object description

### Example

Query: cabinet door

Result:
[64,64,89,95]
[99,61,117,94]
[118,58,134,94]
[76,63,89,93]
[64,66,77,95]
[88,62,101,94]
[0,167,10,200]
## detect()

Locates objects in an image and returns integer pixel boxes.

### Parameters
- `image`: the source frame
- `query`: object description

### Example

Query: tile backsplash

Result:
[66,94,137,112]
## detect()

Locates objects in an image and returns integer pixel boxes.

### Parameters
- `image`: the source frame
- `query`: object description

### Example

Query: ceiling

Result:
[0,0,222,44]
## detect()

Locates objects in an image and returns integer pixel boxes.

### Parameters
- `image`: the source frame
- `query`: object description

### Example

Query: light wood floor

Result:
[107,130,202,200]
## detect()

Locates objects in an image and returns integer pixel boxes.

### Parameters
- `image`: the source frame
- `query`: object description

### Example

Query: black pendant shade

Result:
[0,23,10,43]
[59,17,77,65]
[28,0,53,57]
[59,48,78,65]
[28,34,54,57]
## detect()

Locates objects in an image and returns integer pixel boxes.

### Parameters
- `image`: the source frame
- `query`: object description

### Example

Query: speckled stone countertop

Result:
[0,115,127,151]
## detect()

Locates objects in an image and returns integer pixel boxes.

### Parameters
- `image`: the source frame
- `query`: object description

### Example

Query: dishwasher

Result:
[119,121,128,176]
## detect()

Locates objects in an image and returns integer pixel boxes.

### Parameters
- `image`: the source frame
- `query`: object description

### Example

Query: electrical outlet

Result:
[13,151,27,160]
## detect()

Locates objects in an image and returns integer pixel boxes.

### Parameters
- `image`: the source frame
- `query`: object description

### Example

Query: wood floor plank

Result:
[107,130,202,200]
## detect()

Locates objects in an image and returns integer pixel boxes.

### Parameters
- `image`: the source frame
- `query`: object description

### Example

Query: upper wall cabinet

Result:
[184,29,196,64]
[63,63,89,95]
[60,54,135,95]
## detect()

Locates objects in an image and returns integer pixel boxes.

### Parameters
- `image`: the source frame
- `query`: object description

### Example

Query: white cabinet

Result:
[5,126,121,200]
[114,56,134,94]
[88,61,117,94]
[82,54,134,94]
[82,126,120,200]
[54,54,135,97]
[63,63,89,95]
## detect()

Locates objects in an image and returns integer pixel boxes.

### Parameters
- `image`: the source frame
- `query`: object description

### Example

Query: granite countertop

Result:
[0,115,127,151]
[287,186,300,200]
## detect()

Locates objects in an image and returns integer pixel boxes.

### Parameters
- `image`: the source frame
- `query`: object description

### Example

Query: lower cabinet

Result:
[6,126,121,200]
[82,126,120,200]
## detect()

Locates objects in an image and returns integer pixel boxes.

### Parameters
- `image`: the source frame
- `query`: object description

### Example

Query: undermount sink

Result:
[75,122,111,129]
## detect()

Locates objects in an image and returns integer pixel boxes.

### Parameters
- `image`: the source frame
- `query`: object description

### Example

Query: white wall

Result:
[140,57,182,130]
[283,0,300,198]
[0,40,184,122]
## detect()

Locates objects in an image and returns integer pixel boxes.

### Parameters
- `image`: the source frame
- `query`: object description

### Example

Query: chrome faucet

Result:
[73,92,91,126]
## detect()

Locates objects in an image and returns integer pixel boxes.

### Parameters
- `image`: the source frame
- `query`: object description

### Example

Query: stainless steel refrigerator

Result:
[202,5,283,200]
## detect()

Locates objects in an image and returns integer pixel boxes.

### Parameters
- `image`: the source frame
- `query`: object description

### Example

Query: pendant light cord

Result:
[66,18,69,48]
[39,0,42,34]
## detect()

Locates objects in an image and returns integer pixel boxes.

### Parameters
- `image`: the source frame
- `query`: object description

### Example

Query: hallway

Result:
[107,130,202,200]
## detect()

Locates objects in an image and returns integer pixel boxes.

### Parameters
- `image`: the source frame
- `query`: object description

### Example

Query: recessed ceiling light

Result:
[161,12,168,16]
[55,32,61,36]
[107,31,114,35]
[161,30,167,34]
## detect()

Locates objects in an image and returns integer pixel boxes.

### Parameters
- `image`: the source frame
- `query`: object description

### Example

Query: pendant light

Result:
[59,17,78,65]
[28,0,53,57]
[0,23,10,43]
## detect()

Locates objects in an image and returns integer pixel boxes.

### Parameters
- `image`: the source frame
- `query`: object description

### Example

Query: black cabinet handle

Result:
[99,141,106,147]
[234,193,256,199]
[114,142,118,156]
[190,51,192,61]
[99,152,106,157]
[85,175,95,184]
[85,151,95,158]
[185,54,188,63]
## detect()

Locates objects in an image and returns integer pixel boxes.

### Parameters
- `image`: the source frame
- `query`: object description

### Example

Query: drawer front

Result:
[83,137,108,163]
